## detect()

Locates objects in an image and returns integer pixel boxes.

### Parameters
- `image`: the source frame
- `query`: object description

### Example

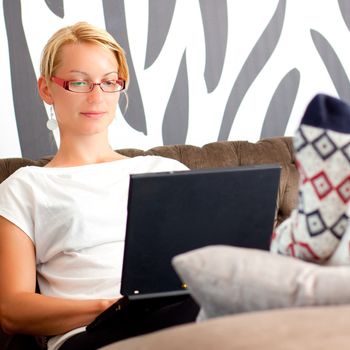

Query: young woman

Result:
[0,22,198,350]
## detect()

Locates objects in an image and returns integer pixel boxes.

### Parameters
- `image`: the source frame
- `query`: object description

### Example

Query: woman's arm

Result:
[0,216,117,336]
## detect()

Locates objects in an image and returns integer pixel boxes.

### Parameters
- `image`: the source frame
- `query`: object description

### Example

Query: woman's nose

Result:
[87,84,104,103]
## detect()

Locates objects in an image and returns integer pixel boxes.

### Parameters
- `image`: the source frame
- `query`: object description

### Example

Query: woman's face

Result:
[45,42,121,137]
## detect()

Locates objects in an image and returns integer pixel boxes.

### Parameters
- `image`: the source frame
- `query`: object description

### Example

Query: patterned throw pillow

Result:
[271,94,350,264]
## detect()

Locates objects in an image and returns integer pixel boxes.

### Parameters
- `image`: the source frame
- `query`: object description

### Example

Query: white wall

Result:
[1,0,349,158]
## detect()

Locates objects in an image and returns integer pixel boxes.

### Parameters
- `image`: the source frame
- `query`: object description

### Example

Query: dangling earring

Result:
[46,105,58,131]
[120,91,129,114]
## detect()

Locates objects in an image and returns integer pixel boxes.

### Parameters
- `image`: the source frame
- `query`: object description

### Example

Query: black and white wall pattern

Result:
[1,0,350,158]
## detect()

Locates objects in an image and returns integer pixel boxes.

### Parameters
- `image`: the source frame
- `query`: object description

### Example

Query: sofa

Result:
[4,136,347,350]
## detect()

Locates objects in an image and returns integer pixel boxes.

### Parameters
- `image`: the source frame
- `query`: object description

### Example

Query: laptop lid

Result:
[121,164,280,297]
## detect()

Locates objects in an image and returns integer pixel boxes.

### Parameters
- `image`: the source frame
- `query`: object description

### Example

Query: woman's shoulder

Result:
[0,167,48,197]
[1,166,39,184]
[131,155,189,172]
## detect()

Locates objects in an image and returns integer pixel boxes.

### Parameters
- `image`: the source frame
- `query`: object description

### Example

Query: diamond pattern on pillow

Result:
[311,132,337,160]
[305,210,327,236]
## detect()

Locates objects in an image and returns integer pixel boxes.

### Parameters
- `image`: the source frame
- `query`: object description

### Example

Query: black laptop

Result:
[87,164,280,331]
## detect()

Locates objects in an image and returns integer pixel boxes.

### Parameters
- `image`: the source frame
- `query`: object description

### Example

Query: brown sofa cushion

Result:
[0,137,297,227]
[101,305,350,350]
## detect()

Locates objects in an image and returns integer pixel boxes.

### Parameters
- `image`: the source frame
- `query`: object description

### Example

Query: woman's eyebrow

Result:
[69,70,119,77]
[69,70,89,76]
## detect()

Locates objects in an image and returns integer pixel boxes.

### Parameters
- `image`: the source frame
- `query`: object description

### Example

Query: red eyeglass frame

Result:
[51,76,126,92]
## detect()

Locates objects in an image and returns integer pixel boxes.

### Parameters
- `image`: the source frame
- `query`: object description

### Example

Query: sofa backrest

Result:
[0,136,298,227]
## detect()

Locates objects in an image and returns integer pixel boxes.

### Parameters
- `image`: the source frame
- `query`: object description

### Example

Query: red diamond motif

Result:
[287,241,320,260]
[310,171,333,199]
[296,242,321,260]
[336,176,350,203]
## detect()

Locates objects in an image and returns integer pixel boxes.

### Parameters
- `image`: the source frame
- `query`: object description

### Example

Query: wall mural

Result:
[1,0,350,159]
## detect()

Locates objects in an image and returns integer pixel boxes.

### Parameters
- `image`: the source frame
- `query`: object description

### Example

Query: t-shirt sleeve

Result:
[0,171,35,242]
[151,157,189,172]
[172,159,189,171]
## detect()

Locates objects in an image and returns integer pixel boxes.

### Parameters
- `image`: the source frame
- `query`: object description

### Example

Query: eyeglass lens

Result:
[68,80,124,92]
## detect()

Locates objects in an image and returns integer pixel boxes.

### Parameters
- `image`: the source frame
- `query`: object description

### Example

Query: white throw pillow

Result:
[172,245,350,320]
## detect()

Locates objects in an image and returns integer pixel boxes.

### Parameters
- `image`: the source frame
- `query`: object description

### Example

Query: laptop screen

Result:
[121,164,280,296]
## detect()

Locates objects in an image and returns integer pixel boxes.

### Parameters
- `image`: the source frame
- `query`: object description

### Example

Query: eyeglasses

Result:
[51,76,126,93]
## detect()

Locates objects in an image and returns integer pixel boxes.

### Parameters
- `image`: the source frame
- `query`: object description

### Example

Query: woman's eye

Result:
[71,81,88,86]
[103,80,116,86]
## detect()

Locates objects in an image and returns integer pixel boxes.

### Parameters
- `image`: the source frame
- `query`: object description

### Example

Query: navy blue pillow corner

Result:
[301,94,350,133]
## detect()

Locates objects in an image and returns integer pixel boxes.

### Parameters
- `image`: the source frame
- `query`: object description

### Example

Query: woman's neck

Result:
[46,134,127,167]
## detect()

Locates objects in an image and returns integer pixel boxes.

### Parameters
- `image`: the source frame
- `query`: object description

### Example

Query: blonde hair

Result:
[40,22,129,86]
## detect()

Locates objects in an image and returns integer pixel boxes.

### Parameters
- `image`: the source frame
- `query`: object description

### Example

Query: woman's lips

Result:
[81,111,106,119]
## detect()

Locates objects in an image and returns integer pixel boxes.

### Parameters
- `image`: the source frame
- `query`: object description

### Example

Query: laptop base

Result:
[86,291,190,332]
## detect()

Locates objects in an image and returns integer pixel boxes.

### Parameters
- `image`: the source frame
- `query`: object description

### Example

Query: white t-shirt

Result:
[0,155,188,349]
